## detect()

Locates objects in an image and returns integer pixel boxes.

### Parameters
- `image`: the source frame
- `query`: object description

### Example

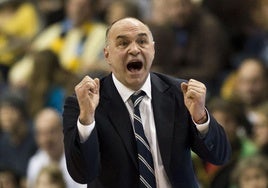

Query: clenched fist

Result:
[75,76,100,125]
[181,79,207,124]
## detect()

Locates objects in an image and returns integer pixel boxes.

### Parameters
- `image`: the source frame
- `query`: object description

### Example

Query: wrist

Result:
[79,113,94,125]
[195,110,207,124]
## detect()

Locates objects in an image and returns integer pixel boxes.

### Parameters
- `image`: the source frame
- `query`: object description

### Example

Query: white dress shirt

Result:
[77,73,210,188]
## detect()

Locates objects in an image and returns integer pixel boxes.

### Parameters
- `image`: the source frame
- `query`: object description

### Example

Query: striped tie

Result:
[131,91,156,188]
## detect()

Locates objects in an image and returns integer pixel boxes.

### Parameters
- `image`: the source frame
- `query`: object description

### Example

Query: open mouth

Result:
[127,61,143,72]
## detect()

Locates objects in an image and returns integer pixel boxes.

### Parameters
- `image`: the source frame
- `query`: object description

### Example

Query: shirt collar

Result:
[112,73,152,103]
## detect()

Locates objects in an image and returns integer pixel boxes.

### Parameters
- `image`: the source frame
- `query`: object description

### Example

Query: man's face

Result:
[35,110,63,159]
[104,18,155,90]
[235,60,267,107]
[252,112,268,147]
[0,105,21,134]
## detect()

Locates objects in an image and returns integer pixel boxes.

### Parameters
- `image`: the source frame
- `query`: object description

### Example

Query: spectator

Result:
[0,92,37,184]
[250,102,268,157]
[26,108,86,188]
[0,167,20,188]
[26,49,79,117]
[9,0,109,89]
[231,154,268,188]
[35,164,66,188]
[206,97,256,188]
[0,0,41,81]
[221,57,268,119]
[33,0,109,76]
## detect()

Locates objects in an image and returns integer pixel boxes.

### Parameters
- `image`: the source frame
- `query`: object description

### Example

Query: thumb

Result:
[181,82,188,95]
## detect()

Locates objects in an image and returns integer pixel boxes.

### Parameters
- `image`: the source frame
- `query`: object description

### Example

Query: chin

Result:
[127,80,144,90]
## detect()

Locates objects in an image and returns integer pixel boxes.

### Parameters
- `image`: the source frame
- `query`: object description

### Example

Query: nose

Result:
[128,42,140,56]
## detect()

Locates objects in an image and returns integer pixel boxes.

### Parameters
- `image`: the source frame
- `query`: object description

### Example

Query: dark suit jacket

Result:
[63,73,231,188]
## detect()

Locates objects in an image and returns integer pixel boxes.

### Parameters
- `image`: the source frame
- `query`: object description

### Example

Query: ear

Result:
[103,46,111,65]
[104,46,109,59]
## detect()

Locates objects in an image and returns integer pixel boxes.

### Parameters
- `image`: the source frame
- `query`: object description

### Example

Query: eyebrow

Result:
[116,33,149,40]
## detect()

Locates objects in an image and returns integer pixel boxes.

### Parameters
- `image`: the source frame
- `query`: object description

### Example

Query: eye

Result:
[137,38,148,46]
[118,40,129,48]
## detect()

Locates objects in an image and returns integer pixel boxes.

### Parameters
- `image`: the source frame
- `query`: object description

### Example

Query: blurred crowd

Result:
[0,0,267,188]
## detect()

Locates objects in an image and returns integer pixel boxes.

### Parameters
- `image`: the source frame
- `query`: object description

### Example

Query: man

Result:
[0,93,37,183]
[27,108,86,188]
[221,57,268,134]
[63,17,231,187]
[232,58,268,111]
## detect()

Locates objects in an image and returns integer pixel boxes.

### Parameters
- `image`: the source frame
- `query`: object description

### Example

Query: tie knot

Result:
[130,91,146,107]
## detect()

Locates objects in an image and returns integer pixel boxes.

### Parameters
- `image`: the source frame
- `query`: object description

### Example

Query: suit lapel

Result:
[100,74,176,172]
[101,75,138,169]
[151,74,175,174]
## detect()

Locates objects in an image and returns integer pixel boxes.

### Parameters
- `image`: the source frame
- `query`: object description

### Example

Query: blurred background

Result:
[0,0,267,187]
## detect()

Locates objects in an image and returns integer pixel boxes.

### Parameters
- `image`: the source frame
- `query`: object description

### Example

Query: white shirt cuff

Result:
[192,108,210,135]
[77,119,95,143]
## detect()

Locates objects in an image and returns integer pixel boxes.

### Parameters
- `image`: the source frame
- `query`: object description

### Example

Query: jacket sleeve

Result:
[190,113,231,165]
[62,95,100,184]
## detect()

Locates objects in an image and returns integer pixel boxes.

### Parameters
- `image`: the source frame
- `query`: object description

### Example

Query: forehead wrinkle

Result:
[116,33,149,40]
[106,18,154,44]
[138,33,149,38]
[116,35,127,41]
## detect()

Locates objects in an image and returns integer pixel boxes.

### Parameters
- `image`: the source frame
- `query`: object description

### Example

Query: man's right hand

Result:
[75,76,100,125]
